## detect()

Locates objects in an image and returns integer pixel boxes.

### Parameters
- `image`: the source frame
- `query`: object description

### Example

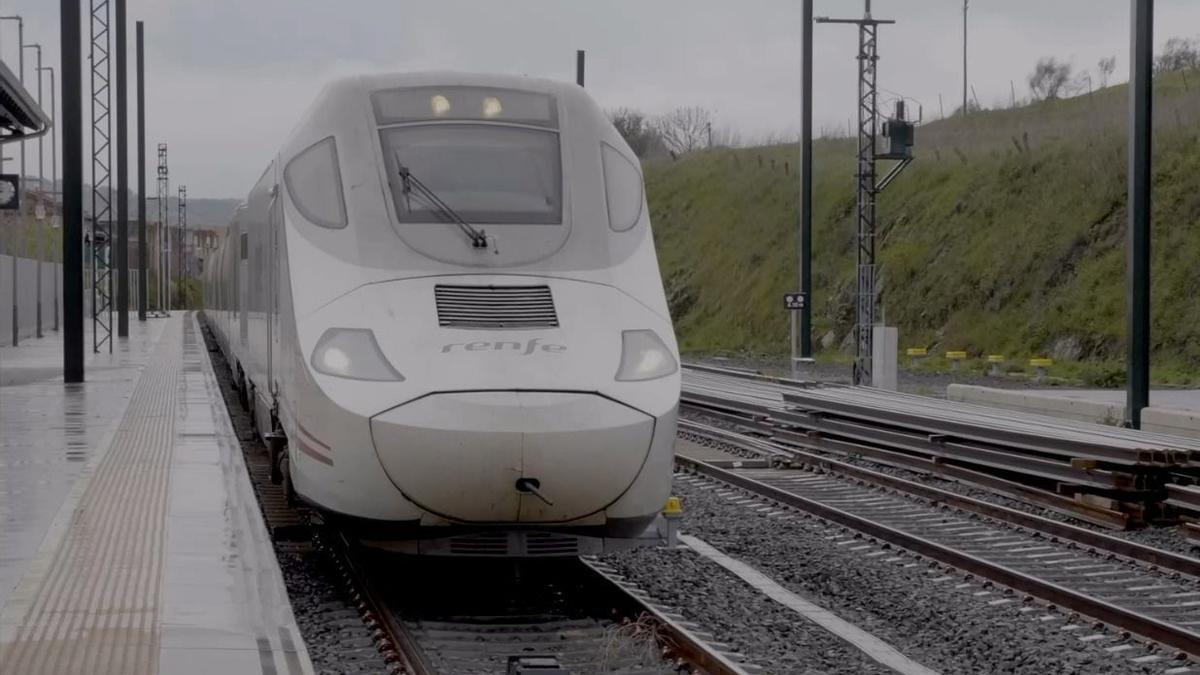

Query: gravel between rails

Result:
[601,545,894,675]
[619,475,1183,675]
[682,409,1200,558]
[202,320,392,675]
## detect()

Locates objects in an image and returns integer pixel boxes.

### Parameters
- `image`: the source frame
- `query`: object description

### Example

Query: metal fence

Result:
[0,253,62,346]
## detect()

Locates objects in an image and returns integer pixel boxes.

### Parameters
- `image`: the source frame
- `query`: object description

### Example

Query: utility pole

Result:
[177,184,186,305]
[962,0,969,116]
[796,0,814,365]
[136,20,146,321]
[816,0,912,387]
[1127,0,1153,428]
[576,50,585,87]
[156,142,168,313]
[62,0,84,382]
[115,0,128,337]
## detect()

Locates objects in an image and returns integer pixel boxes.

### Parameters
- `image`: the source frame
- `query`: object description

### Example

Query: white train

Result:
[203,72,681,556]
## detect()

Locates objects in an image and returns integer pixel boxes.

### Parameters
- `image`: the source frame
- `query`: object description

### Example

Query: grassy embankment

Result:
[647,71,1200,385]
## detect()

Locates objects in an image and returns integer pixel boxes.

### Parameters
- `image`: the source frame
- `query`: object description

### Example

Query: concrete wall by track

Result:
[0,254,63,347]
[947,384,1200,440]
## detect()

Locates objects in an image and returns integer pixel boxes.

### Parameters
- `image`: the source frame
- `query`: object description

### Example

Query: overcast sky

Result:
[4,0,1200,198]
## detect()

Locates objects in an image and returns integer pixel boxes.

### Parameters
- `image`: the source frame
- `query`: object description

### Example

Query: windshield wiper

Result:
[397,162,489,249]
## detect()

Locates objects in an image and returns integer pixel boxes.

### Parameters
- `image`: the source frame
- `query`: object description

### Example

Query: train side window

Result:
[601,142,643,232]
[240,232,249,260]
[284,136,347,229]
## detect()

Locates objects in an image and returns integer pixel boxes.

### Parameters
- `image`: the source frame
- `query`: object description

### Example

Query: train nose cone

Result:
[370,392,654,523]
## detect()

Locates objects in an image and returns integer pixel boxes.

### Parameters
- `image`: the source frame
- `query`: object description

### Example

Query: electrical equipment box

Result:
[879,101,915,160]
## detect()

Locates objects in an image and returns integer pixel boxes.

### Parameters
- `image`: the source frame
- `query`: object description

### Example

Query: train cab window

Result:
[381,124,562,225]
[601,143,643,232]
[284,136,347,229]
[372,86,562,226]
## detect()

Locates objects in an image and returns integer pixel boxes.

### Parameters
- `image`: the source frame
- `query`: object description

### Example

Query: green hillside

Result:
[647,72,1200,383]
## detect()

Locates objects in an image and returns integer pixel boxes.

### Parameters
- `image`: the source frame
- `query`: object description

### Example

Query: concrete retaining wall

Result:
[947,384,1200,440]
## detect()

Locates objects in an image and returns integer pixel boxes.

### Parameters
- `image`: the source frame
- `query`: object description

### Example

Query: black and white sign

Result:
[0,174,18,211]
[784,292,806,310]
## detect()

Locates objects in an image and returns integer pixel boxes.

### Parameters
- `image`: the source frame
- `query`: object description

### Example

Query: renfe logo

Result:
[441,337,566,355]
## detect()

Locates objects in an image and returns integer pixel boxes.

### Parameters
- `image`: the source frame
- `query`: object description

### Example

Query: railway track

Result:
[677,419,1200,662]
[681,363,1200,529]
[324,528,758,675]
[203,319,756,675]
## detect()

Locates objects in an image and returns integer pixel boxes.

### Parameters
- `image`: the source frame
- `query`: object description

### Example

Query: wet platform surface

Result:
[0,313,312,674]
[1034,387,1200,411]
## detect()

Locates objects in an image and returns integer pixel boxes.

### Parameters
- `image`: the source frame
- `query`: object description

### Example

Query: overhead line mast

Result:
[90,0,114,352]
[816,0,913,386]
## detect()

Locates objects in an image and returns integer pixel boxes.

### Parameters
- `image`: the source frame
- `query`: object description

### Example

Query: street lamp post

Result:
[0,16,24,190]
[38,65,58,331]
[1,15,24,347]
[25,43,42,338]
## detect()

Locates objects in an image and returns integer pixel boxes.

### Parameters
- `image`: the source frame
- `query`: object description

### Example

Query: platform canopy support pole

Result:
[115,0,128,337]
[136,20,146,321]
[1126,0,1153,428]
[62,0,84,382]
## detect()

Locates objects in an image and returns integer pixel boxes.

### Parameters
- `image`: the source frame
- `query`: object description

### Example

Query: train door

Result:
[238,226,249,347]
[268,178,280,395]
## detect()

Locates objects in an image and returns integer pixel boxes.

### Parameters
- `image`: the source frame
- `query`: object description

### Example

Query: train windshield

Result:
[373,86,562,226]
[380,124,562,225]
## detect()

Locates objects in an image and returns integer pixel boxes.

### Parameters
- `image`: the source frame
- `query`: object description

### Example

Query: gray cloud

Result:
[3,0,1199,198]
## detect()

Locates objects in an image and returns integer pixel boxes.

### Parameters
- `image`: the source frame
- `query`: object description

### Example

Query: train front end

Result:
[279,74,680,556]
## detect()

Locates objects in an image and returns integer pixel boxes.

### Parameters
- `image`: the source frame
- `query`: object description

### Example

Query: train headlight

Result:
[311,328,405,381]
[615,329,678,382]
[482,96,503,118]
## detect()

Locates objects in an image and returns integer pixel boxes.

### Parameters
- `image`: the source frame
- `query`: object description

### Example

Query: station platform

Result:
[0,313,312,674]
[948,383,1200,437]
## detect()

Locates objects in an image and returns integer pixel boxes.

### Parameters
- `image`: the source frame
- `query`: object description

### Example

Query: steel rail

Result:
[679,398,1135,528]
[578,557,756,675]
[682,365,1200,455]
[327,523,752,675]
[678,420,1200,577]
[765,425,1131,529]
[682,361,816,389]
[773,409,1133,488]
[674,452,1200,657]
[781,392,1173,464]
[323,529,429,675]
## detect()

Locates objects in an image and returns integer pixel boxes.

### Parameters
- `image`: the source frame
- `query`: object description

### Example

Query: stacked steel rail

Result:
[681,364,1200,529]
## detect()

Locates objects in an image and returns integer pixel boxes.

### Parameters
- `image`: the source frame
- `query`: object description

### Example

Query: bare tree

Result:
[1097,56,1116,87]
[1028,57,1073,101]
[608,108,662,158]
[1157,37,1200,73]
[654,106,713,155]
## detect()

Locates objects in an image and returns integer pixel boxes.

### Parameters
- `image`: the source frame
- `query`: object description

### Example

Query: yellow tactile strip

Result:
[0,317,181,674]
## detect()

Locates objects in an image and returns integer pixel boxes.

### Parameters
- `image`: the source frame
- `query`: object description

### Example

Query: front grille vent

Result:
[445,532,581,557]
[435,285,559,329]
[448,533,510,556]
[524,532,580,556]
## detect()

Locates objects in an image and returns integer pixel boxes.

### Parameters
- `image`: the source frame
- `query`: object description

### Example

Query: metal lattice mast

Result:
[90,0,113,353]
[854,12,880,386]
[816,0,905,386]
[156,143,169,312]
[178,184,186,298]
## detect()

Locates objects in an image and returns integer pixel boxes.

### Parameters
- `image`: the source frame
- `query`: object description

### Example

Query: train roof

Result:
[326,71,579,99]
